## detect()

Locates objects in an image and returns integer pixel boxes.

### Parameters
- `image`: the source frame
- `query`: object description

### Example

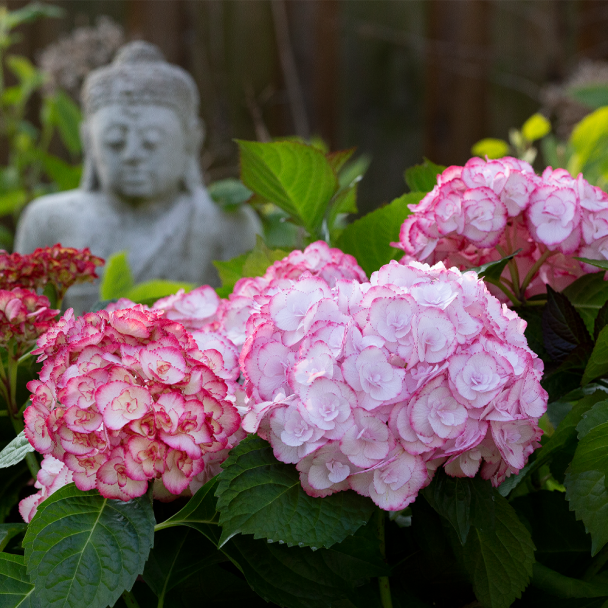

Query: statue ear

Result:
[79,121,99,191]
[186,117,203,155]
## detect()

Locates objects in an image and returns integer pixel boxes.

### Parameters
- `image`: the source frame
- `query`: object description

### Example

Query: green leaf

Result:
[470,248,522,282]
[336,192,423,277]
[154,476,220,544]
[565,408,608,555]
[215,435,374,549]
[564,272,608,336]
[337,154,371,190]
[542,285,592,362]
[99,251,134,300]
[583,326,608,385]
[460,493,535,608]
[0,431,34,469]
[328,184,358,235]
[568,84,608,110]
[569,107,608,188]
[46,91,82,155]
[40,153,81,190]
[0,522,27,552]
[0,461,31,523]
[142,527,225,603]
[213,235,289,298]
[0,190,27,216]
[576,258,608,272]
[326,148,356,175]
[471,138,510,160]
[237,139,338,234]
[0,553,34,608]
[208,178,252,211]
[422,471,495,545]
[532,563,608,599]
[125,280,194,306]
[6,56,43,91]
[5,3,64,29]
[404,158,446,193]
[23,484,155,608]
[522,113,551,142]
[594,301,608,341]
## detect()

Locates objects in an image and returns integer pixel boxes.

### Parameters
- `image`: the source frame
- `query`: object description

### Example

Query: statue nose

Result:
[122,134,146,163]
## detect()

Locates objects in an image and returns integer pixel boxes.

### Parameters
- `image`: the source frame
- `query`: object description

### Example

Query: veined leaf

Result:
[215,436,374,549]
[532,563,608,599]
[208,178,252,211]
[336,192,423,277]
[0,432,33,469]
[23,484,155,608]
[237,140,338,234]
[460,493,535,608]
[0,523,27,552]
[565,402,608,555]
[0,553,34,607]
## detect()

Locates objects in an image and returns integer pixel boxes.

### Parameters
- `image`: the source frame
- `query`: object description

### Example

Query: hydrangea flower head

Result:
[22,304,241,503]
[240,260,546,511]
[394,157,608,300]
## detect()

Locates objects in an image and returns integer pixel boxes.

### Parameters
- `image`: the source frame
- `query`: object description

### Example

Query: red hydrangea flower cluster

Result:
[0,288,58,355]
[23,304,241,502]
[240,260,546,511]
[0,244,104,300]
[394,157,608,298]
[214,241,367,348]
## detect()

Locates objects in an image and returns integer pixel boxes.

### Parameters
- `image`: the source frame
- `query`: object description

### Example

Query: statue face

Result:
[87,104,189,201]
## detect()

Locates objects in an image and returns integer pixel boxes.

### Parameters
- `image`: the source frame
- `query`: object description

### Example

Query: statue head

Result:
[80,41,203,201]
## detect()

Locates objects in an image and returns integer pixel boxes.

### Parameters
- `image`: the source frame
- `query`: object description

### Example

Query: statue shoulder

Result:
[14,189,105,253]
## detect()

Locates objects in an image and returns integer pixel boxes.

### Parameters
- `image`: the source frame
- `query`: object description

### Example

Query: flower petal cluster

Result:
[395,158,608,298]
[240,260,546,510]
[215,241,367,347]
[19,455,73,522]
[0,244,104,300]
[23,304,241,501]
[0,288,59,355]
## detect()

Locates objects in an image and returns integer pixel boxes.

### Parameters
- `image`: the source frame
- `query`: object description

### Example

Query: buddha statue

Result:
[15,41,261,313]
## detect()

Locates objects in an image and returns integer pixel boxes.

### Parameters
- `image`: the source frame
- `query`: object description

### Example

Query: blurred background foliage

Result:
[5,0,608,247]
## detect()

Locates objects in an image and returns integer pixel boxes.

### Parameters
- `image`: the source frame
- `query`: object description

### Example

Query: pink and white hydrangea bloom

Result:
[21,304,241,511]
[394,157,608,301]
[240,259,546,510]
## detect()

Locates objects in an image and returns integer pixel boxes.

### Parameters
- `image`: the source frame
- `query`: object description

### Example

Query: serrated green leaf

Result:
[237,140,338,234]
[532,563,608,599]
[0,432,33,469]
[208,178,252,210]
[337,154,371,191]
[328,184,357,235]
[522,114,551,142]
[336,192,423,277]
[470,248,522,282]
[568,84,608,110]
[99,251,134,300]
[0,553,34,608]
[565,414,608,555]
[23,484,155,608]
[404,158,446,193]
[576,400,608,440]
[563,272,608,336]
[215,435,374,549]
[125,279,194,305]
[423,471,495,545]
[584,327,608,385]
[213,252,249,298]
[460,493,535,608]
[575,258,608,272]
[471,138,510,160]
[326,149,356,175]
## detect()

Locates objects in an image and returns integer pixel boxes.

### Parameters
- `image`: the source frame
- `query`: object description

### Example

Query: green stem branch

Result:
[121,589,141,608]
[583,544,608,581]
[520,249,556,297]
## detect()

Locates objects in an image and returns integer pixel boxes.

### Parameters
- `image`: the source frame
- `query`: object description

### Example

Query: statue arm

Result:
[14,199,60,254]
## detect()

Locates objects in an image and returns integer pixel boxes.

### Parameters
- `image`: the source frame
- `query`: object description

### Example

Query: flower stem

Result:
[583,543,608,581]
[484,279,522,307]
[519,248,556,297]
[376,509,393,608]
